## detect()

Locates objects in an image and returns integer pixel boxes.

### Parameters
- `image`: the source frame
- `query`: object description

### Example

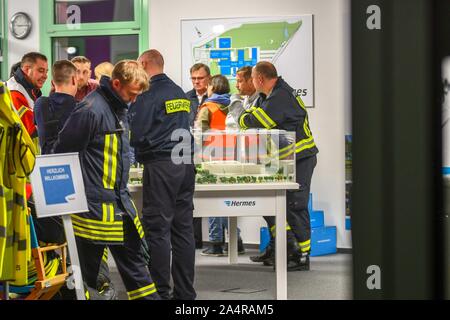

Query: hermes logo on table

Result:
[224,200,256,207]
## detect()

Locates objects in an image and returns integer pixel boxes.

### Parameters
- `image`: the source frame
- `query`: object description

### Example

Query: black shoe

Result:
[263,254,275,266]
[200,244,226,256]
[98,282,118,300]
[223,239,245,255]
[287,254,310,272]
[250,246,274,263]
[195,241,203,249]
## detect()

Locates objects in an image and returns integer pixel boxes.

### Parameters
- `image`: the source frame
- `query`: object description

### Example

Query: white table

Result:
[128,182,299,300]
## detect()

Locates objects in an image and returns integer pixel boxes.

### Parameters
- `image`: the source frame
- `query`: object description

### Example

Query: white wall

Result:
[149,0,352,248]
[7,0,40,71]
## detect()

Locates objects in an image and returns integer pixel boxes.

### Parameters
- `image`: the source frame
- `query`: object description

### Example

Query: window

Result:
[53,35,139,65]
[54,0,135,24]
[39,0,148,94]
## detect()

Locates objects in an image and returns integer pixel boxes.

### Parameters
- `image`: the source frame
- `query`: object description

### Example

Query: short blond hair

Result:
[71,56,91,65]
[112,60,149,91]
[94,61,114,81]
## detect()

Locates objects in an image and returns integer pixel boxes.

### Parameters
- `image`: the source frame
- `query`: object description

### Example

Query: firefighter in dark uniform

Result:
[34,60,115,299]
[239,61,318,271]
[130,49,196,300]
[53,60,159,300]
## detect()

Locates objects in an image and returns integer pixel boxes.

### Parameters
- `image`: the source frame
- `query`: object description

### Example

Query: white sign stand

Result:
[30,153,89,300]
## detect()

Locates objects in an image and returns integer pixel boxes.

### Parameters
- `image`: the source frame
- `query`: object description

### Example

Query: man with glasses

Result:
[186,63,211,128]
[186,63,211,250]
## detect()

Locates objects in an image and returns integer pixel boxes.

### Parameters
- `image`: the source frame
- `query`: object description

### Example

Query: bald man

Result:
[130,49,196,300]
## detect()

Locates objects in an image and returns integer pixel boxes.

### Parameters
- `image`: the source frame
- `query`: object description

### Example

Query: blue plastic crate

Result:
[308,193,313,212]
[310,226,337,257]
[310,210,324,228]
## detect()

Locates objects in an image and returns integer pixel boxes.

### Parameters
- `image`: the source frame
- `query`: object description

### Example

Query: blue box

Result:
[310,226,337,257]
[310,210,324,228]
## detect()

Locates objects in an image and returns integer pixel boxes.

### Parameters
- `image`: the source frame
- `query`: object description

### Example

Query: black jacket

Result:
[186,88,207,127]
[53,76,143,244]
[130,73,193,163]
[34,92,76,154]
[239,77,318,160]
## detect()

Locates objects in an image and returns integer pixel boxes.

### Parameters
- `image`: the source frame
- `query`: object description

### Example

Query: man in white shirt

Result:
[226,66,259,130]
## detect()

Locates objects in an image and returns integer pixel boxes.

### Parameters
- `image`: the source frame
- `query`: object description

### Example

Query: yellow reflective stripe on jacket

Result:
[130,200,145,239]
[133,215,145,239]
[270,223,292,237]
[103,134,118,189]
[17,105,28,118]
[278,142,296,160]
[278,136,316,160]
[165,99,190,114]
[12,193,31,286]
[299,239,311,253]
[127,283,157,300]
[296,96,306,110]
[296,136,316,154]
[73,225,124,242]
[303,117,312,137]
[252,107,276,129]
[72,214,123,231]
[102,248,108,263]
[239,112,250,130]
[247,105,257,112]
[102,203,114,223]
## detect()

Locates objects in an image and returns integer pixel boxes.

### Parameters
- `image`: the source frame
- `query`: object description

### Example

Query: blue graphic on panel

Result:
[238,49,245,61]
[210,50,231,59]
[210,50,221,59]
[221,67,231,76]
[40,165,75,205]
[219,59,231,67]
[219,38,232,48]
[252,48,258,59]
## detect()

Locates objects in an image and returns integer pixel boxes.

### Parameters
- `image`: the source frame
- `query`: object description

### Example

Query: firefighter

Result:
[130,49,196,300]
[34,60,115,299]
[53,60,159,300]
[239,61,318,271]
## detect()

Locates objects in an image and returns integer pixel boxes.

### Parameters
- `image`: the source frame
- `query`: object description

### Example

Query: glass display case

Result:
[193,129,296,184]
[128,129,297,185]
